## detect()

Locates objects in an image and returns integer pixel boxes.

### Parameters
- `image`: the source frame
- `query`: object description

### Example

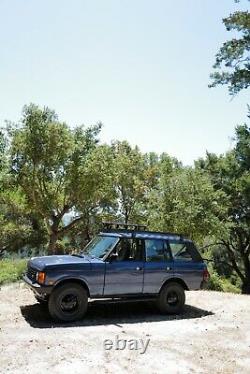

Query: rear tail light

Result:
[203,268,210,282]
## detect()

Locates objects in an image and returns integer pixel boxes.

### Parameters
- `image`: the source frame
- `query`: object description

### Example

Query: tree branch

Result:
[59,215,85,235]
[221,239,245,282]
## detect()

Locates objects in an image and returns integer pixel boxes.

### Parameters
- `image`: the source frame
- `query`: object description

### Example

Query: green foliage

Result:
[207,269,240,293]
[0,180,47,253]
[0,259,27,285]
[111,141,151,223]
[148,166,227,244]
[207,270,224,291]
[0,130,7,172]
[210,1,250,95]
[197,119,250,293]
[8,104,110,253]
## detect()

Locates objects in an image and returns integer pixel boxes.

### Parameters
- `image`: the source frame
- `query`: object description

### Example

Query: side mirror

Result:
[109,252,118,262]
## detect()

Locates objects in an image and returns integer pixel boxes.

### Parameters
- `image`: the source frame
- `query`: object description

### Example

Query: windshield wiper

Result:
[71,253,85,258]
[89,254,101,259]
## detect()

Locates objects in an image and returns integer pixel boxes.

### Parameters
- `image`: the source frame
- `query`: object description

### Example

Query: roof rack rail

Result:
[142,229,184,238]
[102,222,147,231]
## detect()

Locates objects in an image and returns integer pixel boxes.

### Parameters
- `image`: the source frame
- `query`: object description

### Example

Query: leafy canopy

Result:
[8,104,111,253]
[210,0,250,95]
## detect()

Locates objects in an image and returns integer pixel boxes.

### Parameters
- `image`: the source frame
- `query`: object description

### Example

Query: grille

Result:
[27,267,37,283]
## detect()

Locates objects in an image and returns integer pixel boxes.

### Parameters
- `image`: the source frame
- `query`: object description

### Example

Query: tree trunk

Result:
[241,277,250,294]
[48,232,58,255]
[124,212,128,224]
[222,240,250,294]
[242,252,250,294]
[84,225,91,242]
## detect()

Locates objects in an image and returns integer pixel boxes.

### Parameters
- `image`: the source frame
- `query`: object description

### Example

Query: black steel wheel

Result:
[156,282,185,314]
[48,282,88,322]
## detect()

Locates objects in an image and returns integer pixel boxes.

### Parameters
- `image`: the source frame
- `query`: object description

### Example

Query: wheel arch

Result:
[159,277,189,293]
[52,278,90,297]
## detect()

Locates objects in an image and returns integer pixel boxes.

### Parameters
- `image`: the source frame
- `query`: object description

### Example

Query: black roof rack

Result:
[101,222,186,240]
[102,222,147,231]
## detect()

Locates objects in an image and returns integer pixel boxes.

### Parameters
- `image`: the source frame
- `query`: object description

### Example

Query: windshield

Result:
[83,235,119,259]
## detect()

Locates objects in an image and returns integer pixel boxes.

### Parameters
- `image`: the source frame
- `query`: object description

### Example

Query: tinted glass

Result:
[169,242,193,261]
[145,239,171,262]
[114,238,143,261]
[83,235,118,258]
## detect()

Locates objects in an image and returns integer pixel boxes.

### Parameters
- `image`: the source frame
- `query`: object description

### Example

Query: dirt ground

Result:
[0,283,250,374]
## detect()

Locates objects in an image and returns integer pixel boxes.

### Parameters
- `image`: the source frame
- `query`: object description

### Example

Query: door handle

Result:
[136,267,142,271]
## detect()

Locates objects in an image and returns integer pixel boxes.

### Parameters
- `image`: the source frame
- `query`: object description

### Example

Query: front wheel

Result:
[48,282,88,322]
[156,282,185,314]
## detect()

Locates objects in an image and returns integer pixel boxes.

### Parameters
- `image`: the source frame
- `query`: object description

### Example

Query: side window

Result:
[145,239,171,262]
[115,238,143,261]
[169,241,193,261]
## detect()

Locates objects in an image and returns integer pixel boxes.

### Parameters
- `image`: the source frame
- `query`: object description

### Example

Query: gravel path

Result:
[0,283,250,374]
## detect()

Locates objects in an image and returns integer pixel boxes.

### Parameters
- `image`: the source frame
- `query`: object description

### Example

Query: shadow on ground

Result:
[20,299,214,328]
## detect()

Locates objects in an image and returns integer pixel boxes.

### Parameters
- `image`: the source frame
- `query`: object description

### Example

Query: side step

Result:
[90,297,157,305]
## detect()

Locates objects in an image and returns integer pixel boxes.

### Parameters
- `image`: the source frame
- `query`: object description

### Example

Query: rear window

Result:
[169,241,202,262]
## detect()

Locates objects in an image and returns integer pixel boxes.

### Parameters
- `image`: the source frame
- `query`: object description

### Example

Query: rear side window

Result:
[145,239,171,262]
[169,241,202,262]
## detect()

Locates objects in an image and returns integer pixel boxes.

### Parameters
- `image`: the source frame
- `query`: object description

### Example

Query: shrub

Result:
[207,271,224,291]
[0,259,27,285]
[220,277,241,294]
[207,268,241,293]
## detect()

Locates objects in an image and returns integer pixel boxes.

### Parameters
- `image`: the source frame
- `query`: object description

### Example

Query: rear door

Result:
[104,238,144,295]
[169,240,204,289]
[143,239,174,294]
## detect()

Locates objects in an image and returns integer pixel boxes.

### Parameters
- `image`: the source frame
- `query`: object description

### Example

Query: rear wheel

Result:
[156,282,185,314]
[48,282,88,322]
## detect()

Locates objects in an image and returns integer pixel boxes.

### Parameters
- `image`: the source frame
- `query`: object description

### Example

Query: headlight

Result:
[36,271,46,284]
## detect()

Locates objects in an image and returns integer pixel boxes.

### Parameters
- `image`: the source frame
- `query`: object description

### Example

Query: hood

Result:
[28,255,92,271]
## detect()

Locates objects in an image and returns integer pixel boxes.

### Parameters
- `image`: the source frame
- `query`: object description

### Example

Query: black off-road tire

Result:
[156,282,185,314]
[48,282,88,322]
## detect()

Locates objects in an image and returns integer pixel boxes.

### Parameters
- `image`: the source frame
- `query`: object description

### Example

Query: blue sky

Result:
[0,0,249,165]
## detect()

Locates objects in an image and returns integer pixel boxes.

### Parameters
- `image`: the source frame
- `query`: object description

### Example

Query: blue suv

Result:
[23,223,209,322]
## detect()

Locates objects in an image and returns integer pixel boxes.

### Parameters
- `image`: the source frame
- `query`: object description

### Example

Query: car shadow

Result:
[20,299,214,329]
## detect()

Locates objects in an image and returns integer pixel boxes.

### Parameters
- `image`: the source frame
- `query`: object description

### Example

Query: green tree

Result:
[111,141,151,224]
[0,130,6,172]
[0,188,47,255]
[209,0,250,95]
[148,164,226,244]
[0,129,46,255]
[196,121,250,293]
[9,104,112,254]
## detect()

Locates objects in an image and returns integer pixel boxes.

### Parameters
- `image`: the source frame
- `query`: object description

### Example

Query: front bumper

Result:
[22,274,53,299]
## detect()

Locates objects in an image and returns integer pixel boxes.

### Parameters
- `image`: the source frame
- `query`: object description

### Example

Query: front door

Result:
[104,238,144,295]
